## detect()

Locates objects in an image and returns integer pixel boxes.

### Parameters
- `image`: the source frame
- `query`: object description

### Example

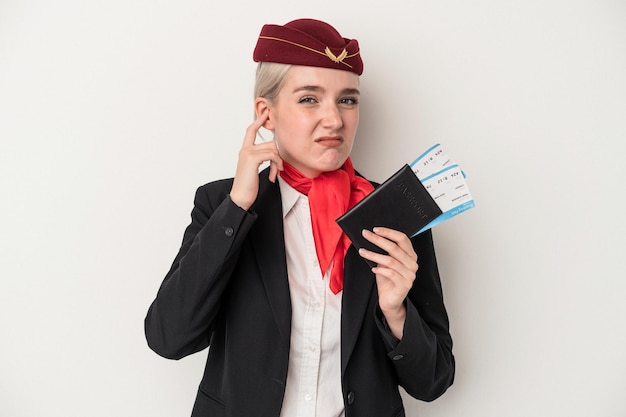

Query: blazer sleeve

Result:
[144,181,257,360]
[376,229,455,401]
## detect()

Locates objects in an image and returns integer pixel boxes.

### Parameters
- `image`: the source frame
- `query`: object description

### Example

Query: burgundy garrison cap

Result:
[253,18,363,75]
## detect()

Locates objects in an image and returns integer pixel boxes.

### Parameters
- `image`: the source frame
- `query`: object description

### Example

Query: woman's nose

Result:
[321,104,343,130]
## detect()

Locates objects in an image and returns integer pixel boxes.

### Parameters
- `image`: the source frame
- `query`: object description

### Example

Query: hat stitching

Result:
[258,35,359,69]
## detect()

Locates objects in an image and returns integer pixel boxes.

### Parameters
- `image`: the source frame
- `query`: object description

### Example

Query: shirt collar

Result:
[277,176,306,219]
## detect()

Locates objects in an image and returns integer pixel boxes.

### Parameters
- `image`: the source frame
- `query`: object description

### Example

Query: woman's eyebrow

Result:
[291,86,361,95]
[292,85,322,93]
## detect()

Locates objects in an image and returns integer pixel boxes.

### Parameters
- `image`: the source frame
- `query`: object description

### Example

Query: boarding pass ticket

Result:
[409,144,475,234]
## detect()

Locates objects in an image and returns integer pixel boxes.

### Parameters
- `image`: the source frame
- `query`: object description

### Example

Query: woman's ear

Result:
[254,98,275,130]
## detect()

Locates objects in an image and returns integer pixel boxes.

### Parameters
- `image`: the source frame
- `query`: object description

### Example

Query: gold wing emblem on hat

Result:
[325,47,348,64]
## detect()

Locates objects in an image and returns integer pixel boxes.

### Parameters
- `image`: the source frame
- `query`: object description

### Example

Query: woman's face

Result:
[264,65,360,178]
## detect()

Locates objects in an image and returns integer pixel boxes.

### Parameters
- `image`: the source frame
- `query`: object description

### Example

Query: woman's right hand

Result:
[229,109,283,211]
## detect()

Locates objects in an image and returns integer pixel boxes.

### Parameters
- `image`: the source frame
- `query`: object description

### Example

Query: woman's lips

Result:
[315,136,343,146]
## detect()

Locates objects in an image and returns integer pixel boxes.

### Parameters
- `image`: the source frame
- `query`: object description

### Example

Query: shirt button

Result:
[347,391,355,405]
[304,393,312,401]
[224,226,234,237]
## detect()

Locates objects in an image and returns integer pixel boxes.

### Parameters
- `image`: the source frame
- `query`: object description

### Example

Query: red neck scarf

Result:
[279,158,374,294]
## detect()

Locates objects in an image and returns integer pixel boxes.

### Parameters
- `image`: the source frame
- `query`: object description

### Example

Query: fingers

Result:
[243,109,270,146]
[373,227,417,260]
[230,111,283,210]
[241,109,283,171]
[360,228,418,268]
[359,228,418,314]
[268,160,282,183]
[358,228,417,282]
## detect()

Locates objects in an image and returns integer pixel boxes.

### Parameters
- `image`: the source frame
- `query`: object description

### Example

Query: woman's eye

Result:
[299,96,317,104]
[339,97,359,105]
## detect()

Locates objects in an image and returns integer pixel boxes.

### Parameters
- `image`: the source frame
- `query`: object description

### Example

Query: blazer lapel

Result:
[341,245,376,375]
[249,171,292,349]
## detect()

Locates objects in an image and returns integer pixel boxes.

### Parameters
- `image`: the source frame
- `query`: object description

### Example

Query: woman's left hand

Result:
[358,227,418,339]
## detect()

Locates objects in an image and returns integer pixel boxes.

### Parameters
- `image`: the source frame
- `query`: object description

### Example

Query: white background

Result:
[1,1,625,416]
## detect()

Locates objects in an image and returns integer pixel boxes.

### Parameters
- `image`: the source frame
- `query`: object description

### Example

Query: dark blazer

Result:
[145,168,454,417]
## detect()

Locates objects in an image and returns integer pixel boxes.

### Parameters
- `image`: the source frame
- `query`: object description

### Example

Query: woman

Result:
[145,18,454,417]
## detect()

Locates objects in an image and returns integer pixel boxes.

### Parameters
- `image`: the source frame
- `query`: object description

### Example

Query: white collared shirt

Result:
[278,177,345,417]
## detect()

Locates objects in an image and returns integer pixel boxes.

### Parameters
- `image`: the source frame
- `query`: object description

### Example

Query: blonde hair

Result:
[254,62,292,102]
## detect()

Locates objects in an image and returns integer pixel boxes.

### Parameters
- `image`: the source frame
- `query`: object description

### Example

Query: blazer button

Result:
[224,226,234,237]
[392,354,404,361]
[347,391,355,405]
